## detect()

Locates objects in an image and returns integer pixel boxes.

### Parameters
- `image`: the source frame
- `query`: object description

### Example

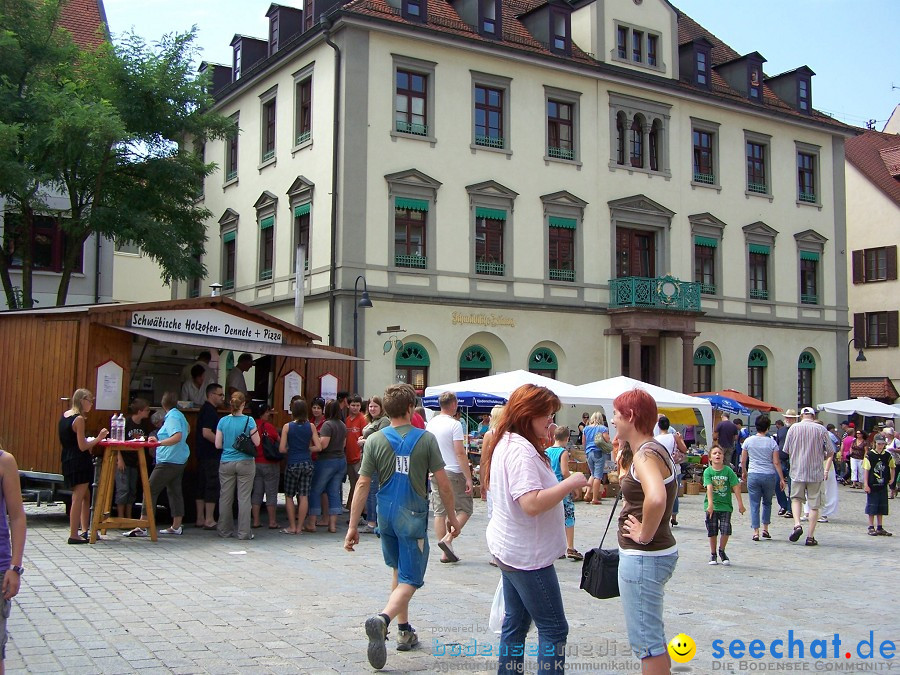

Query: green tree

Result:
[0,0,233,308]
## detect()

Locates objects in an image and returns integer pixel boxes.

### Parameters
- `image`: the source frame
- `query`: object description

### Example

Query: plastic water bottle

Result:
[117,413,126,441]
[110,413,117,441]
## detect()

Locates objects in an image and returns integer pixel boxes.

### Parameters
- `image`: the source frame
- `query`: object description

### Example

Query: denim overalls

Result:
[378,426,429,587]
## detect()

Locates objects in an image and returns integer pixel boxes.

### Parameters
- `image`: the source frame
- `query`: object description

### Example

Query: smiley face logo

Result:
[667,633,696,663]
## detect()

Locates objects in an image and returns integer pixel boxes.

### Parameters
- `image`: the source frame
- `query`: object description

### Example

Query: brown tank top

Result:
[617,440,677,553]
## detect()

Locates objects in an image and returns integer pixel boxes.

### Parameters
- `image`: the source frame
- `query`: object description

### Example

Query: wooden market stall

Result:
[0,297,355,511]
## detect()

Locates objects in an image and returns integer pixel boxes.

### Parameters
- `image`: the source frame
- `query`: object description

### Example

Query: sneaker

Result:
[867,526,877,536]
[799,515,809,522]
[365,615,388,670]
[396,627,419,652]
[817,516,829,524]
[359,524,376,534]
[159,526,183,535]
[877,528,893,536]
[718,549,731,566]
[126,527,147,538]
[777,508,787,517]
[708,553,718,565]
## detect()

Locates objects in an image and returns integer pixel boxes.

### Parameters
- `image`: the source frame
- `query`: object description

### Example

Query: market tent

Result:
[422,391,506,411]
[424,369,589,405]
[573,376,714,437]
[693,389,782,412]
[694,394,751,416]
[816,397,899,418]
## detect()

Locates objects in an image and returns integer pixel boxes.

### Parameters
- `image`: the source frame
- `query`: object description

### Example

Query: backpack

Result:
[867,450,891,489]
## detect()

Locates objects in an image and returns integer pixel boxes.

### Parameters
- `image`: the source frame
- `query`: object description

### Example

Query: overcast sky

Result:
[103,0,899,130]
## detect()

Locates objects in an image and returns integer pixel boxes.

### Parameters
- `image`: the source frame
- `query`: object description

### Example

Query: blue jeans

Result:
[308,457,347,515]
[498,564,567,673]
[775,474,792,512]
[586,450,609,479]
[365,470,380,523]
[748,473,777,530]
[619,553,678,659]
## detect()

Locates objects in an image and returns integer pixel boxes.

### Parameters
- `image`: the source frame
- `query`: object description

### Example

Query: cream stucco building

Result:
[159,0,855,414]
[844,129,900,403]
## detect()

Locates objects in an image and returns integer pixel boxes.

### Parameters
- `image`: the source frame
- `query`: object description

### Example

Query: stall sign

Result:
[129,309,283,344]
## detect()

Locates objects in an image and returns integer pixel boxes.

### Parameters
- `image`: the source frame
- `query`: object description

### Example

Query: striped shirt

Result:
[784,420,835,482]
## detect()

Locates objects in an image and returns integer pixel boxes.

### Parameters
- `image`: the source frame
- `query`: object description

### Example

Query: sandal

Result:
[566,548,583,561]
[590,500,603,505]
[280,528,296,535]
[761,531,771,539]
[752,534,760,542]
[804,536,818,546]
[789,525,803,542]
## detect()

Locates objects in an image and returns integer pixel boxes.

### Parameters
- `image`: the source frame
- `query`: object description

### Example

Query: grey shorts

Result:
[115,466,139,506]
[790,480,823,510]
[431,470,473,517]
[0,598,9,659]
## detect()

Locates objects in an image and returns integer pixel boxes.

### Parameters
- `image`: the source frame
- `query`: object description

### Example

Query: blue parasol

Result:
[695,394,751,416]
[422,391,507,412]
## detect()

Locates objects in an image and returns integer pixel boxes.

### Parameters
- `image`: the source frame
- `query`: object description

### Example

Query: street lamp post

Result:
[353,275,373,392]
[847,337,867,400]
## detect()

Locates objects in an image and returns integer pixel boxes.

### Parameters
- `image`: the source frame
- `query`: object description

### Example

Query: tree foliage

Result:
[0,0,233,308]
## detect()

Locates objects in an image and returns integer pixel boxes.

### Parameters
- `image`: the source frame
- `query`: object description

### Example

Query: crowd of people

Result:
[57,370,897,675]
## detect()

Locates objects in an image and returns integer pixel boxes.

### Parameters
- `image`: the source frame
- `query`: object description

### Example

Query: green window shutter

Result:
[460,345,492,369]
[800,251,819,262]
[395,197,429,212]
[223,231,236,243]
[396,342,430,367]
[294,203,311,217]
[798,351,816,369]
[475,207,507,221]
[694,236,718,248]
[748,349,768,367]
[548,216,577,229]
[260,216,274,230]
[749,244,770,255]
[529,347,558,370]
[693,346,716,366]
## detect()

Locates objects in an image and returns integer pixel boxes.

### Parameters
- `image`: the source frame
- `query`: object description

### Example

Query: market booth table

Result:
[89,438,159,543]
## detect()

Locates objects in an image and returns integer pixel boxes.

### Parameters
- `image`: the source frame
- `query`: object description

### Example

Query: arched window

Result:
[396,342,430,395]
[616,112,626,165]
[798,351,815,409]
[459,345,492,381]
[529,347,558,379]
[748,348,768,400]
[630,116,644,168]
[693,346,715,392]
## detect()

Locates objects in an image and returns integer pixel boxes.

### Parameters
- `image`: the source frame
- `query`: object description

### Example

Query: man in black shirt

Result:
[195,384,224,528]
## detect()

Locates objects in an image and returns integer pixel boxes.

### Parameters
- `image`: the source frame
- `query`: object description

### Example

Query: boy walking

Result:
[544,426,581,561]
[864,434,895,536]
[703,445,745,565]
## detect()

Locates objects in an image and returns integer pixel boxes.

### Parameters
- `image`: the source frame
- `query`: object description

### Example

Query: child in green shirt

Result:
[703,445,745,565]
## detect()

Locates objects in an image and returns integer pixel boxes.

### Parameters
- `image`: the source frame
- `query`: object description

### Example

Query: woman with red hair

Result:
[486,385,587,674]
[613,388,678,675]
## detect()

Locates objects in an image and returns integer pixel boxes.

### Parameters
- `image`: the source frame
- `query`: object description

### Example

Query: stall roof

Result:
[111,325,361,361]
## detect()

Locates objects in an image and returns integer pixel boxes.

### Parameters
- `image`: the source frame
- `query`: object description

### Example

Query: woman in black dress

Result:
[59,389,108,544]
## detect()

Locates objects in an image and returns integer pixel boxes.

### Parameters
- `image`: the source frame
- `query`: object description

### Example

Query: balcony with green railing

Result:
[259,269,273,282]
[799,191,817,204]
[475,135,504,149]
[225,169,237,182]
[262,149,275,162]
[699,283,716,295]
[549,268,575,282]
[749,288,769,301]
[396,121,428,136]
[747,181,768,194]
[295,130,311,145]
[693,171,716,185]
[801,293,818,305]
[608,275,701,311]
[395,254,427,269]
[476,260,505,276]
[548,146,574,160]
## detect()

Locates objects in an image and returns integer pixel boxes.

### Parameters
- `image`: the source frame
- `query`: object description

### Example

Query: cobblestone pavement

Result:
[9,484,900,674]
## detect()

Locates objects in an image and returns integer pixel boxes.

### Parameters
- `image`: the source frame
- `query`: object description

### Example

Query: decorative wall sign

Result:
[451,311,516,328]
[284,371,302,411]
[95,360,124,411]
[320,373,338,402]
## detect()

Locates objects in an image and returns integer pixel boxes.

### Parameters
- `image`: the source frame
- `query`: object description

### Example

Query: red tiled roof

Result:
[846,130,900,208]
[850,378,900,402]
[880,145,900,178]
[57,0,108,50]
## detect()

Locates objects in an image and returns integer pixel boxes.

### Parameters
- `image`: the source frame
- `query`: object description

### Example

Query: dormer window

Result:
[550,10,570,55]
[402,0,426,22]
[479,0,500,37]
[233,44,241,81]
[632,30,643,62]
[269,14,279,54]
[798,78,810,112]
[647,35,658,66]
[696,50,708,86]
[749,65,762,100]
[304,0,315,32]
[616,26,627,59]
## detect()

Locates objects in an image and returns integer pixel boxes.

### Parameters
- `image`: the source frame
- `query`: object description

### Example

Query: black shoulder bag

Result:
[580,493,622,599]
[232,417,257,457]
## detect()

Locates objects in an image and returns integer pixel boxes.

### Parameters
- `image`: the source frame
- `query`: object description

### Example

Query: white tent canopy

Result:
[424,369,589,406]
[573,376,714,437]
[817,397,899,418]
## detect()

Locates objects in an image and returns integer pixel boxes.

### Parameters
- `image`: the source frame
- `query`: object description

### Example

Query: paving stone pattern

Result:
[10,485,899,673]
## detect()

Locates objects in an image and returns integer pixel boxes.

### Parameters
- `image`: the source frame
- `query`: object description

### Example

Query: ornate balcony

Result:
[609,275,701,311]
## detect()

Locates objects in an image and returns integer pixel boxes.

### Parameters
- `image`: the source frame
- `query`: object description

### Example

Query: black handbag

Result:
[580,493,622,599]
[232,417,257,457]
[261,434,283,462]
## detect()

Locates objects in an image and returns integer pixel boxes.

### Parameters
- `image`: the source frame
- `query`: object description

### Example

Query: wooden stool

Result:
[90,440,158,543]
